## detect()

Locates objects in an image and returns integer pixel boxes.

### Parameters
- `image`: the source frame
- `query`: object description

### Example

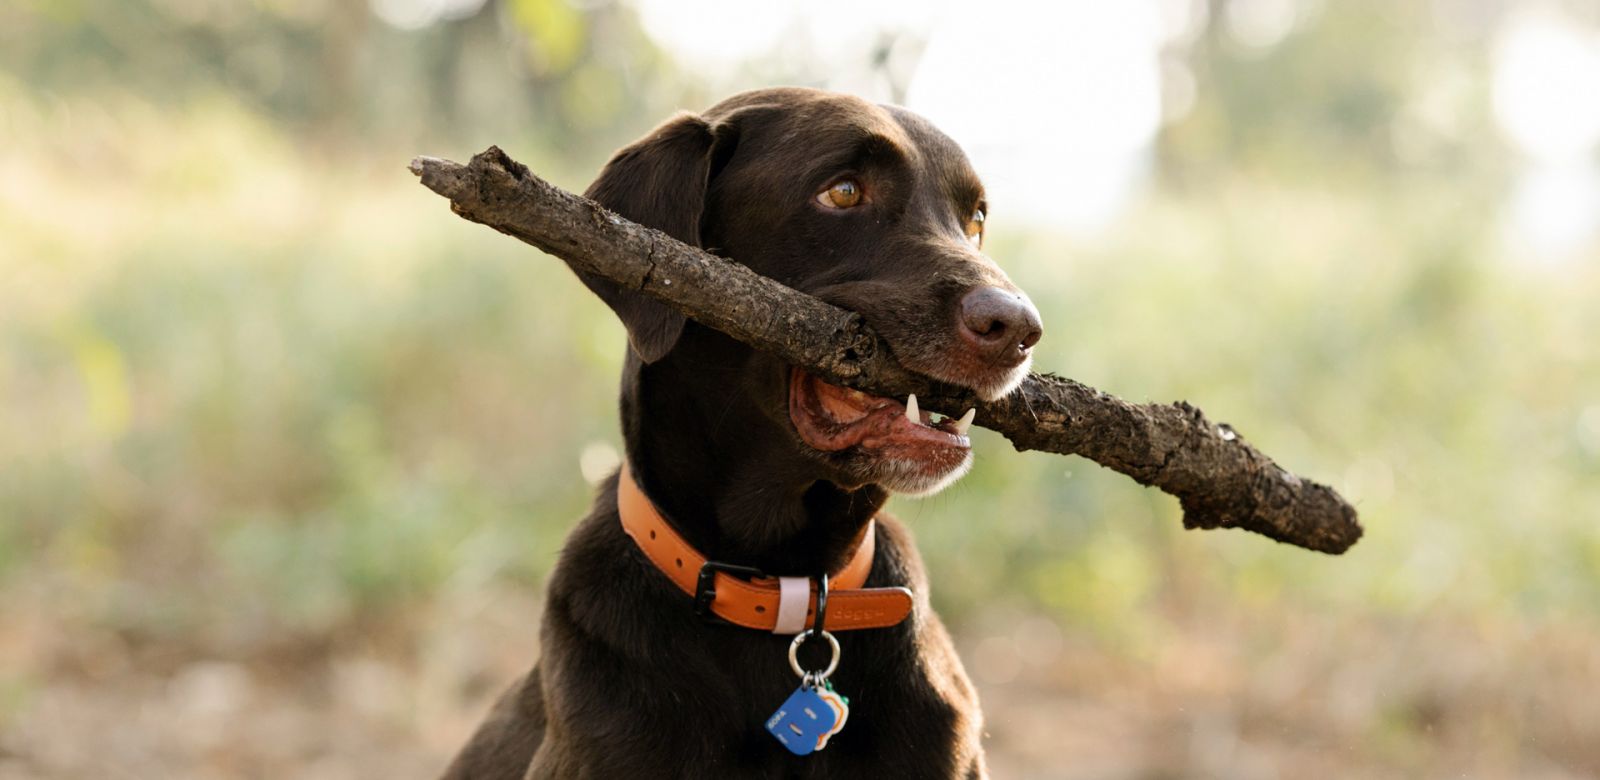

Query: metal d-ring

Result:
[812,572,829,634]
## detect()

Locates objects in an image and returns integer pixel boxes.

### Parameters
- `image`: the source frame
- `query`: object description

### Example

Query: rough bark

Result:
[410,147,1362,555]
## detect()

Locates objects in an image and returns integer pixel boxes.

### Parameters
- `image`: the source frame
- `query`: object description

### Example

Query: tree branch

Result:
[410,146,1362,555]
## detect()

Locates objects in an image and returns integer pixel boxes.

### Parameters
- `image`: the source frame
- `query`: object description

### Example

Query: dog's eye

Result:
[817,179,863,209]
[965,208,985,246]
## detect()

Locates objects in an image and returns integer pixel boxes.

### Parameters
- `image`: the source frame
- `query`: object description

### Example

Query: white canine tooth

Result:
[953,408,976,435]
[905,394,919,424]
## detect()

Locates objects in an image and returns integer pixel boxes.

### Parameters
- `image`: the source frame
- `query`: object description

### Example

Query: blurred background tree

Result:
[2,1,1598,777]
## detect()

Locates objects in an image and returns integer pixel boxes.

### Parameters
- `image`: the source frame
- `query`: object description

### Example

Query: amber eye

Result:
[817,179,863,209]
[966,207,986,246]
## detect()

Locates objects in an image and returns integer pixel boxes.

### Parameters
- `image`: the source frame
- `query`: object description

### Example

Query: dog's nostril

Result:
[960,288,1014,341]
[972,318,1007,338]
[959,287,1043,356]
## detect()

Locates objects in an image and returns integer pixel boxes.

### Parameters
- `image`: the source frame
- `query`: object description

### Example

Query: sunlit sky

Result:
[1491,5,1600,260]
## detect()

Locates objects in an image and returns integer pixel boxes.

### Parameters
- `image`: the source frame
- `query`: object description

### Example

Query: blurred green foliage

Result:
[1,0,1598,665]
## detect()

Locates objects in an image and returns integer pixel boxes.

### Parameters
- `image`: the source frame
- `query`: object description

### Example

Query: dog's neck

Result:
[617,334,887,577]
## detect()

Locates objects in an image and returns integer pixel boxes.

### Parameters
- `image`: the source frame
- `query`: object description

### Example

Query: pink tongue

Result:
[820,387,874,424]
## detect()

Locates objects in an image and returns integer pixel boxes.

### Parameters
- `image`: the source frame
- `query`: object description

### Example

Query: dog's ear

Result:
[581,112,726,363]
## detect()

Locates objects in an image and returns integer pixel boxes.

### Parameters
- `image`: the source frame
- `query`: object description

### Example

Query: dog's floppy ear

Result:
[581,112,725,363]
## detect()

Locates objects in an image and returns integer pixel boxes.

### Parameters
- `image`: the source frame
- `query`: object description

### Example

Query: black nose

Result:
[958,286,1043,364]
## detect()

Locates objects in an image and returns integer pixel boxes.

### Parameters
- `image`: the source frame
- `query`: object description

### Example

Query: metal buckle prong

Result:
[693,560,766,620]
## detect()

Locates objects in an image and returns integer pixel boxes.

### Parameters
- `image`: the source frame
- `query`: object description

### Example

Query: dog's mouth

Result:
[788,368,974,490]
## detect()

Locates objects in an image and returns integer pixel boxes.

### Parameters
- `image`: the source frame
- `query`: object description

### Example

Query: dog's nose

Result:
[958,286,1043,364]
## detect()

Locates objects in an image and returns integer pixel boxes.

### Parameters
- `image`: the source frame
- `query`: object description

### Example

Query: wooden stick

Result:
[410,146,1362,554]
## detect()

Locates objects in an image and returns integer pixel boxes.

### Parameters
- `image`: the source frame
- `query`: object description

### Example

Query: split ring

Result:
[788,629,840,680]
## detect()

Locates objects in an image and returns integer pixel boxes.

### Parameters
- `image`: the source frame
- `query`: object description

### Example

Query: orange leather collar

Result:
[617,461,913,632]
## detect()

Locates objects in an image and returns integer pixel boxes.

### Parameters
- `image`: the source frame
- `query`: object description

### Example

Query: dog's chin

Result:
[868,452,974,497]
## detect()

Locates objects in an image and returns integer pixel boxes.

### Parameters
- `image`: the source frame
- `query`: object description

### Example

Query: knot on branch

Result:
[472,145,531,182]
[836,315,878,366]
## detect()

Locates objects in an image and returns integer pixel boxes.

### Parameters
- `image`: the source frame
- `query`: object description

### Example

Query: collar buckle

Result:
[694,560,766,621]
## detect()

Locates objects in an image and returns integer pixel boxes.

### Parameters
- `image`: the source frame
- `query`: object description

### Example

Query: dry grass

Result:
[5,584,1599,779]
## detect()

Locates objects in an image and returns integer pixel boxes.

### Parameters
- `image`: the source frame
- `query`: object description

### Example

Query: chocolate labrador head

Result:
[580,88,1042,557]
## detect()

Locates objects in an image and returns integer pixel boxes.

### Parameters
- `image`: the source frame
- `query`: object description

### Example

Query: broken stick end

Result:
[408,156,444,177]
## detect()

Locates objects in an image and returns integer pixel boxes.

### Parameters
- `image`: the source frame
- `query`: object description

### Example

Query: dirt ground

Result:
[3,582,1597,780]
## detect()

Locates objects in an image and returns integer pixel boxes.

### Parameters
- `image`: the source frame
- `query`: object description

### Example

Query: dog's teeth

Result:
[953,408,976,435]
[905,394,919,424]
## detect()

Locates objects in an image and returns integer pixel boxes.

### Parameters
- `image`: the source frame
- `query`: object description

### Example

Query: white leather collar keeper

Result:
[774,576,811,634]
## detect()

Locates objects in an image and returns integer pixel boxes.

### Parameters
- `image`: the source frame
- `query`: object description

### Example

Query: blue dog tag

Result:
[765,685,839,756]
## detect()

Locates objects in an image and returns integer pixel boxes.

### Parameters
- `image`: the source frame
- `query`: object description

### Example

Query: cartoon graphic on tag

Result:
[813,685,850,750]
[765,685,839,756]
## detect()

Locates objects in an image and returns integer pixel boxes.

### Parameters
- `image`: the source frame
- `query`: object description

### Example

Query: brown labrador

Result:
[441,87,1043,779]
